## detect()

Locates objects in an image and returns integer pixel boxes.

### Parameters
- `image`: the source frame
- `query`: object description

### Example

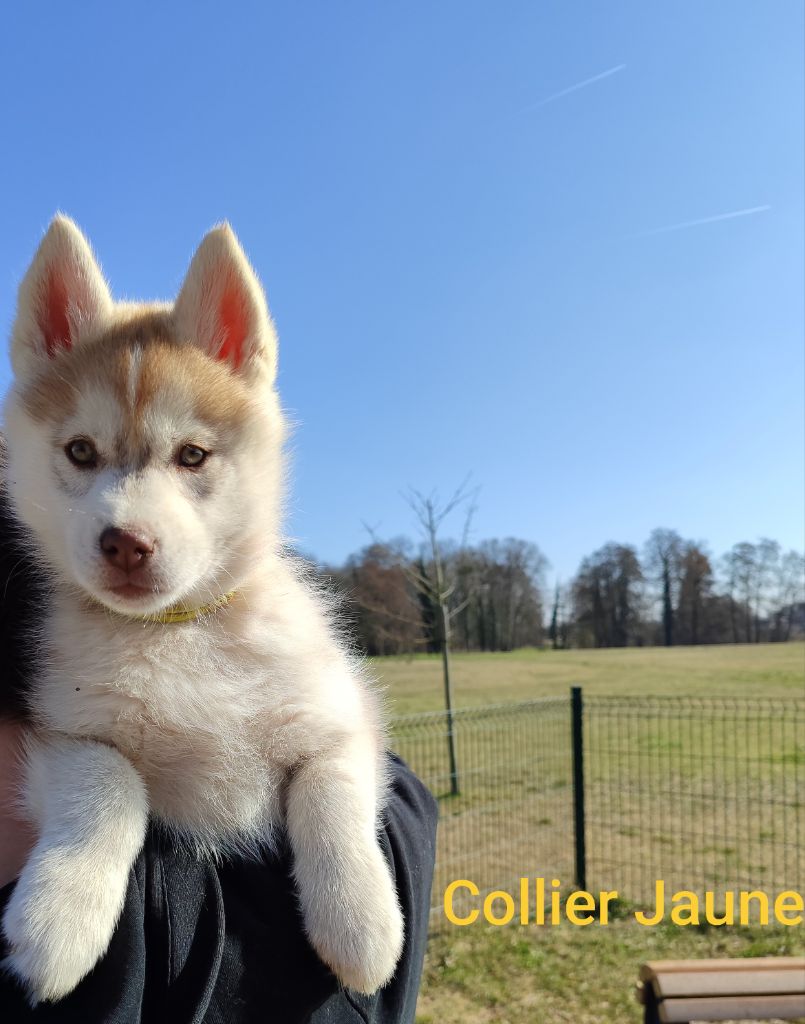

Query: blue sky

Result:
[1,1,802,584]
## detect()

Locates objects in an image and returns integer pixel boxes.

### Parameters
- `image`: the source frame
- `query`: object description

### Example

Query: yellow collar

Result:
[142,590,239,623]
[98,590,239,624]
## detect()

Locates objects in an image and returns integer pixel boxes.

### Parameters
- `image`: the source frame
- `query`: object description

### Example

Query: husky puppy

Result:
[0,217,404,1003]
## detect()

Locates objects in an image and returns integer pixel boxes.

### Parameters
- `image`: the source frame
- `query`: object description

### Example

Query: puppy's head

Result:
[3,216,286,615]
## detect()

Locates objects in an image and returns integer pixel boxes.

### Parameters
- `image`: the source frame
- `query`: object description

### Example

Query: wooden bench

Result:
[636,958,805,1022]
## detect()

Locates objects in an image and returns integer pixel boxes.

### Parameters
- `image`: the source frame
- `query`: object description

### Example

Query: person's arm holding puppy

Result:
[0,721,34,891]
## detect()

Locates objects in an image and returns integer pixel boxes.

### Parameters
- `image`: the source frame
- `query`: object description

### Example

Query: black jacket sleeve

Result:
[0,753,438,1024]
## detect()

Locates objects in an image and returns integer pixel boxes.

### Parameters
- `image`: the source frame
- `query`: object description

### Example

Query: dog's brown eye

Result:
[178,444,208,468]
[65,439,98,467]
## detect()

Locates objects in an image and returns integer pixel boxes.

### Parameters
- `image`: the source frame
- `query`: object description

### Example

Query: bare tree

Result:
[546,580,571,650]
[331,540,425,655]
[403,479,478,796]
[676,543,713,645]
[753,538,780,642]
[573,543,643,648]
[772,550,805,641]
[548,582,561,651]
[644,528,684,646]
[722,542,758,642]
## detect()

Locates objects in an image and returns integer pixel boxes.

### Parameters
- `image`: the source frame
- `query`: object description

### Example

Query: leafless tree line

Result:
[321,528,804,655]
[551,532,804,650]
[326,535,548,656]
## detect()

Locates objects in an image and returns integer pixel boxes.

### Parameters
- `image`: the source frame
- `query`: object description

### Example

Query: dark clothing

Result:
[0,756,437,1024]
[0,481,41,720]
[0,486,439,1022]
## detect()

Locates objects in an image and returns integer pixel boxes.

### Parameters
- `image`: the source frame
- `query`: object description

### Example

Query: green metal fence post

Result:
[571,685,587,890]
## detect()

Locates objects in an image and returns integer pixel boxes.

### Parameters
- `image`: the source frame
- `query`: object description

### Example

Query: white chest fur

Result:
[28,590,355,854]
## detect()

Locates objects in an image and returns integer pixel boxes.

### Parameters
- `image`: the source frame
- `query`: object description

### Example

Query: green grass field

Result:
[372,643,805,1024]
[373,641,805,713]
[417,918,804,1024]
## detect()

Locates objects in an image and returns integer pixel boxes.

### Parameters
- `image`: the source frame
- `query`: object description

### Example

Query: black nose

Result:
[99,527,155,573]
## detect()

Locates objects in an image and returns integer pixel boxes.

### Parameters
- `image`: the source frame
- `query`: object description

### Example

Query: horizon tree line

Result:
[320,530,805,656]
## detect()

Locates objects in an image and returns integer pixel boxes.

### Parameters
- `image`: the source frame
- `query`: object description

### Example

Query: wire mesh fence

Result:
[391,698,574,925]
[389,691,805,929]
[583,695,805,907]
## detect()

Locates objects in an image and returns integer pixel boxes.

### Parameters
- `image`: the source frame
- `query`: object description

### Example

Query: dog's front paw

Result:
[303,843,404,995]
[1,853,127,1004]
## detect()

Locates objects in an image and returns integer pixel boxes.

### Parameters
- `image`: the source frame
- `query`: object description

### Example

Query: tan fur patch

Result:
[21,308,254,464]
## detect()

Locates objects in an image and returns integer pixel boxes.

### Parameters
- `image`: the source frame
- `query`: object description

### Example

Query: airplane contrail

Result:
[630,205,771,238]
[523,64,626,110]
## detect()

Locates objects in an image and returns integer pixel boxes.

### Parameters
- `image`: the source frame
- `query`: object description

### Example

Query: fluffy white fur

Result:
[1,216,403,1002]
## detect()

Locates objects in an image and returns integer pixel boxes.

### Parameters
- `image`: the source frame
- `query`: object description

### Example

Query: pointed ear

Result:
[11,215,113,377]
[172,224,277,382]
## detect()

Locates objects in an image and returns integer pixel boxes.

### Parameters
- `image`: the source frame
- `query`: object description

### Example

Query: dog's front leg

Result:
[2,734,148,1004]
[286,736,404,994]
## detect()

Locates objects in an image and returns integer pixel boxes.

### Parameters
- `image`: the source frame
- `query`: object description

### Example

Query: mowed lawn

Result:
[370,643,805,1024]
[417,919,805,1024]
[373,642,805,715]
